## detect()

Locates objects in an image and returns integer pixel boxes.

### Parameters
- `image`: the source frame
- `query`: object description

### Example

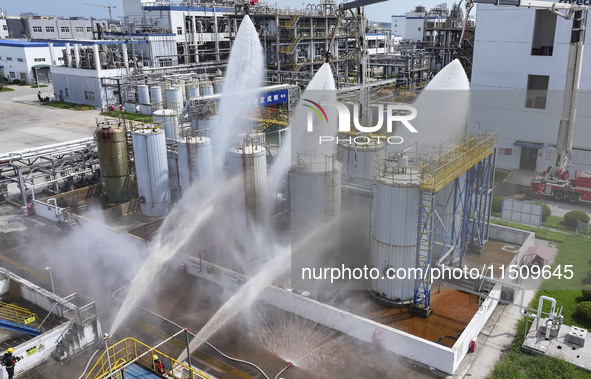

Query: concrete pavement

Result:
[0,84,101,154]
[452,240,559,378]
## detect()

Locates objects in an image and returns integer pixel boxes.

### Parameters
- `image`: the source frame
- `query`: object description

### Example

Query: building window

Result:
[87,27,93,32]
[532,10,556,56]
[84,91,95,101]
[159,58,173,67]
[9,72,15,78]
[20,73,26,81]
[32,26,43,33]
[418,27,421,31]
[17,58,23,62]
[34,58,46,62]
[2,25,7,31]
[46,26,55,33]
[75,26,84,33]
[60,26,70,33]
[65,88,69,97]
[6,57,12,61]
[177,27,183,35]
[525,74,550,109]
[58,57,64,61]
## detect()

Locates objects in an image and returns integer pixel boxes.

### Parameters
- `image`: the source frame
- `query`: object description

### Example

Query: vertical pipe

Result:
[191,16,198,63]
[213,7,220,61]
[184,328,192,369]
[74,43,81,69]
[65,42,73,68]
[275,13,280,71]
[48,42,56,66]
[122,43,129,70]
[93,44,101,70]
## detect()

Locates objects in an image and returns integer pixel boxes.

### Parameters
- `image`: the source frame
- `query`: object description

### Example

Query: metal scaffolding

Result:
[412,131,497,314]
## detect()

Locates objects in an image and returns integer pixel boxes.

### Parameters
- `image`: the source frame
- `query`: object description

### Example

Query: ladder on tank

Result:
[412,190,434,316]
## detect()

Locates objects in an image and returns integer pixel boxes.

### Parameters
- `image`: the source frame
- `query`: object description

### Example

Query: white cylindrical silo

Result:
[153,109,177,139]
[187,83,200,99]
[191,113,216,138]
[150,86,163,110]
[370,154,422,304]
[227,141,267,217]
[137,85,150,105]
[166,87,184,115]
[178,136,213,195]
[201,81,214,96]
[213,77,224,93]
[290,154,342,267]
[340,136,385,185]
[132,127,170,217]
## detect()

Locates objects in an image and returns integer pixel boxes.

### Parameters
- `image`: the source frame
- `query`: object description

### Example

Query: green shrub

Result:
[492,196,502,213]
[564,210,590,228]
[582,289,591,301]
[576,301,591,322]
[11,79,21,85]
[534,202,551,221]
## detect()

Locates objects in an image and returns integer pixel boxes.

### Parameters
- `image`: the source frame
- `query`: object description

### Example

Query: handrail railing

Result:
[86,337,213,379]
[0,302,38,330]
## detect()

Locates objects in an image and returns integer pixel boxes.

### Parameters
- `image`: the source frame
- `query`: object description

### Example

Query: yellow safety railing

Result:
[279,37,301,54]
[0,302,38,330]
[419,131,497,192]
[279,15,300,28]
[372,131,497,192]
[246,107,290,128]
[86,338,213,379]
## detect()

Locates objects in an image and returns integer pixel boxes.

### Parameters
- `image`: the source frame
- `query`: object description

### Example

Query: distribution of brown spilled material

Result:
[366,286,479,346]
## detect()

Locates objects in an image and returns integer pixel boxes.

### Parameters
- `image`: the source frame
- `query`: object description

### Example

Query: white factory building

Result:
[0,19,8,39]
[468,2,591,173]
[391,7,444,41]
[0,40,64,83]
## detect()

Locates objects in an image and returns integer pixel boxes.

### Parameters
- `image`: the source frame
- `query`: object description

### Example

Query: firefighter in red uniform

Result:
[2,348,23,379]
[153,355,166,375]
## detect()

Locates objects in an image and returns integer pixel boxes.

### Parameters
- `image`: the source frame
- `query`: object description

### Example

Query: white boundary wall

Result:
[179,224,535,375]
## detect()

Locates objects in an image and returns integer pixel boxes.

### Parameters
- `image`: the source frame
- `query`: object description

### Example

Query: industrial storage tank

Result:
[178,136,213,194]
[131,126,170,217]
[153,109,177,139]
[165,87,184,115]
[290,154,342,268]
[340,136,385,185]
[95,122,130,203]
[227,138,267,217]
[137,85,150,104]
[190,113,216,138]
[213,77,224,93]
[201,81,214,96]
[150,86,163,110]
[370,153,422,304]
[187,83,200,99]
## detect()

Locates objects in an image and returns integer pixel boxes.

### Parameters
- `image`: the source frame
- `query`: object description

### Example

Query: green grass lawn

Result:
[30,84,48,88]
[41,101,96,111]
[543,215,576,232]
[488,235,591,379]
[0,87,15,92]
[100,110,153,123]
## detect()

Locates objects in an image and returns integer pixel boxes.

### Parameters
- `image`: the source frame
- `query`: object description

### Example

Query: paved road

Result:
[496,168,591,219]
[0,85,101,154]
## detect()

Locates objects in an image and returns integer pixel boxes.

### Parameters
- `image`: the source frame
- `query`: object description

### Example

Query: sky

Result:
[0,0,450,24]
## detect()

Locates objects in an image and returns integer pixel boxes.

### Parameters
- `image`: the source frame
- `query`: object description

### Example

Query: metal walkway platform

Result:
[123,363,163,378]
